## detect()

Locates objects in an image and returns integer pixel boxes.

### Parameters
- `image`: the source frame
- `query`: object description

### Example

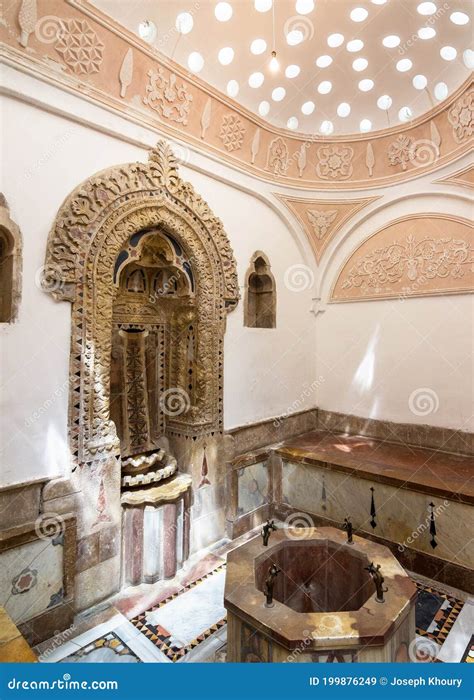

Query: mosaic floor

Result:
[35,547,473,664]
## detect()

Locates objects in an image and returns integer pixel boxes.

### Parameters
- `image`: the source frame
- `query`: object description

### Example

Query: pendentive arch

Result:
[43,140,239,466]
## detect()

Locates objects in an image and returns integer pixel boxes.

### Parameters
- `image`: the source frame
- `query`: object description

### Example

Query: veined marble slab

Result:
[437,599,474,662]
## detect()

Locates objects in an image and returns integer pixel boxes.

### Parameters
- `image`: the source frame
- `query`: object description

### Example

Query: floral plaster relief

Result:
[331,215,474,302]
[0,2,471,188]
[275,194,379,264]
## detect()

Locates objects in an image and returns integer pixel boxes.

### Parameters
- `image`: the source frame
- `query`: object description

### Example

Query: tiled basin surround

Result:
[280,460,473,578]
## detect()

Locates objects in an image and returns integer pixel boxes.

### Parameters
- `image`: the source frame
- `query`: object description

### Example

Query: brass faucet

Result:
[343,517,354,544]
[261,519,277,546]
[365,562,388,603]
[263,563,281,607]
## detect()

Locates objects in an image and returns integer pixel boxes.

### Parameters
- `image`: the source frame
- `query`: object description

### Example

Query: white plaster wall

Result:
[316,188,474,432]
[0,88,317,486]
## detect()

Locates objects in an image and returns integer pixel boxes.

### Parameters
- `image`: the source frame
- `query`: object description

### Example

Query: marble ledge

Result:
[121,473,192,506]
[276,430,474,505]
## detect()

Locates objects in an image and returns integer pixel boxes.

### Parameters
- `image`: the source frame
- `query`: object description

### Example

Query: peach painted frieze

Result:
[274,194,380,264]
[331,215,474,302]
[1,0,473,189]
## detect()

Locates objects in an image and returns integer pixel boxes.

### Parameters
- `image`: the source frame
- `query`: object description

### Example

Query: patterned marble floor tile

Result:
[58,632,140,663]
[437,598,474,663]
[415,582,464,645]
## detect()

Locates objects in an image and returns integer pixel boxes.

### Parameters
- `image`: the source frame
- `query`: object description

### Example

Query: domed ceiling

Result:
[92,0,473,135]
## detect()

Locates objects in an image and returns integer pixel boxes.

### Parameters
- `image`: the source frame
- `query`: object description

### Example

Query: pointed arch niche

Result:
[244,251,276,329]
[43,141,239,468]
[0,194,22,323]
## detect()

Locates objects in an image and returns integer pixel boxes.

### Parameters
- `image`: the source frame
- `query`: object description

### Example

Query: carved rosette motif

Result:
[44,140,239,464]
[53,18,104,75]
[387,135,416,171]
[448,87,474,143]
[316,146,353,180]
[143,69,193,125]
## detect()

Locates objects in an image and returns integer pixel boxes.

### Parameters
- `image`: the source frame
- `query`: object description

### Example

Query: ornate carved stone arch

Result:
[44,141,239,466]
[0,194,22,323]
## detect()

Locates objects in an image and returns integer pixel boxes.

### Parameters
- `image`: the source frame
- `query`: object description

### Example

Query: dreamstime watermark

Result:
[24,378,70,428]
[8,675,118,691]
[35,263,66,296]
[284,511,314,539]
[408,636,440,662]
[24,128,75,180]
[409,139,440,169]
[273,376,325,427]
[38,625,77,662]
[398,3,450,55]
[398,273,429,302]
[159,387,190,416]
[284,264,315,292]
[408,388,440,416]
[35,512,66,542]
[398,500,449,552]
[283,15,314,44]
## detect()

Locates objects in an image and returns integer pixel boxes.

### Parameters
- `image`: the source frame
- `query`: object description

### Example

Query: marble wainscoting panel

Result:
[226,409,319,457]
[0,480,46,530]
[75,555,121,612]
[0,537,64,625]
[237,462,269,517]
[281,461,474,570]
[191,485,226,553]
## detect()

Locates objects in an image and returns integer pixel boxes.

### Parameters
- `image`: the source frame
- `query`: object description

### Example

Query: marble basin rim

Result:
[224,526,417,651]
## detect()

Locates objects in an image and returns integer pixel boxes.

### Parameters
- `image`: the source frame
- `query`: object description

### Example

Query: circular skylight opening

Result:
[418,27,436,39]
[316,55,333,68]
[327,33,344,47]
[371,0,387,4]
[218,47,234,65]
[272,86,286,101]
[188,51,204,72]
[249,72,264,88]
[138,20,157,43]
[215,2,233,21]
[176,12,194,35]
[250,38,267,54]
[301,100,315,115]
[317,80,332,94]
[350,7,369,22]
[383,35,400,48]
[258,100,270,116]
[226,80,239,97]
[413,74,427,90]
[319,120,334,135]
[254,0,272,11]
[434,82,448,100]
[337,102,351,117]
[377,94,392,110]
[287,29,304,46]
[440,46,457,61]
[352,57,368,71]
[417,2,437,15]
[285,64,301,78]
[347,39,364,52]
[287,116,299,130]
[399,106,413,121]
[396,58,413,72]
[296,0,315,14]
[360,119,372,132]
[450,11,469,25]
[463,49,474,69]
[358,79,374,91]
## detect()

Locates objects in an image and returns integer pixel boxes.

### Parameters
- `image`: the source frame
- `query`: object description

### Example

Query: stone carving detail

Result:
[53,19,104,75]
[201,98,212,139]
[388,135,415,171]
[144,69,193,125]
[250,129,260,164]
[332,216,474,302]
[316,145,353,180]
[296,144,307,178]
[307,210,338,239]
[219,114,246,152]
[266,137,289,176]
[448,87,474,143]
[18,0,37,47]
[366,143,375,177]
[43,140,239,464]
[0,194,22,323]
[119,48,133,98]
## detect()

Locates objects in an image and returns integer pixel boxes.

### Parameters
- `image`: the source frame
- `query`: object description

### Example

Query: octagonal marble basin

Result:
[224,526,417,663]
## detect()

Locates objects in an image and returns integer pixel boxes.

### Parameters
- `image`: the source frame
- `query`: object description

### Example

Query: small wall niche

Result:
[0,194,22,323]
[244,251,276,329]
